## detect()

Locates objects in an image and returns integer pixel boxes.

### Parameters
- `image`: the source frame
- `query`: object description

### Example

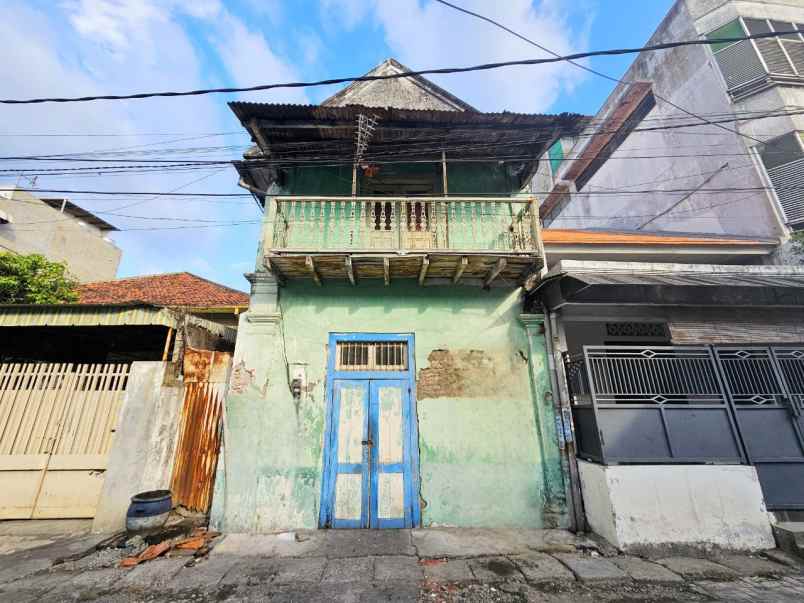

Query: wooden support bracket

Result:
[452,256,468,284]
[418,256,430,286]
[383,257,390,286]
[345,256,356,285]
[483,258,507,288]
[306,256,322,286]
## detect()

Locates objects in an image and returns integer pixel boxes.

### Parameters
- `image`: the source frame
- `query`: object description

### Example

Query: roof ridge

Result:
[81,271,191,286]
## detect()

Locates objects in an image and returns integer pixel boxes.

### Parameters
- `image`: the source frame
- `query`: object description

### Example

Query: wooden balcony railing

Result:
[263,196,543,286]
[269,196,540,253]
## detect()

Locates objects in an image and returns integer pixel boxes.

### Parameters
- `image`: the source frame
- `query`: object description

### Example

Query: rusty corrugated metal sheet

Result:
[171,349,232,513]
[170,382,224,513]
[183,347,230,383]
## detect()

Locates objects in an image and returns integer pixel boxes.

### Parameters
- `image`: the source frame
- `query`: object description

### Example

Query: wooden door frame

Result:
[319,333,421,528]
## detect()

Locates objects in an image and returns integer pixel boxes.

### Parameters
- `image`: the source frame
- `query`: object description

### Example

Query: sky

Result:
[0,0,674,291]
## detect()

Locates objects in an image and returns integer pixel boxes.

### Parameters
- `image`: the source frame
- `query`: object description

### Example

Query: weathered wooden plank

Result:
[452,256,468,284]
[305,256,322,286]
[383,258,390,286]
[484,258,507,288]
[345,256,356,285]
[418,256,430,286]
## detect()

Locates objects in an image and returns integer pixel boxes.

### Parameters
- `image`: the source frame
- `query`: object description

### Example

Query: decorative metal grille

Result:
[571,347,726,405]
[605,322,669,338]
[335,341,408,371]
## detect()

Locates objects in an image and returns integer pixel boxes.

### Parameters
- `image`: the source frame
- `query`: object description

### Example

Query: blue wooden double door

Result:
[320,378,419,528]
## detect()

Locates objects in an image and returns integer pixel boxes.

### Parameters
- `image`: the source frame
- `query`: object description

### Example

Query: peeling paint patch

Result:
[229,361,256,394]
[416,348,521,399]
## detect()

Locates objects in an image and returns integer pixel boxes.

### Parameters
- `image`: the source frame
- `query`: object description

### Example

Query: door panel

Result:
[370,380,411,528]
[715,347,804,510]
[330,380,370,528]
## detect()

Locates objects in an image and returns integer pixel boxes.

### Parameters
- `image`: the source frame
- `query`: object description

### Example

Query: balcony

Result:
[264,196,543,286]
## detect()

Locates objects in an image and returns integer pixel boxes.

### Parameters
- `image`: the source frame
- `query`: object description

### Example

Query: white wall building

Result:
[0,187,121,282]
[538,0,804,250]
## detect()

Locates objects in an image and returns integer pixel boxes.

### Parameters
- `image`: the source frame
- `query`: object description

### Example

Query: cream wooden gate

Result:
[0,363,129,519]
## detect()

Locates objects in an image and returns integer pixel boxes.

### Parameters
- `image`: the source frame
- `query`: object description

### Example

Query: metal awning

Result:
[531,261,804,310]
[0,303,236,344]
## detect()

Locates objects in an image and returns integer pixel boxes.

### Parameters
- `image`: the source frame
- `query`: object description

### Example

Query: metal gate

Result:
[566,344,804,510]
[714,346,804,510]
[0,363,129,518]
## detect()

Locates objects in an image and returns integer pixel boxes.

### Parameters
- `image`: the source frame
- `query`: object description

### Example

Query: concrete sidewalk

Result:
[0,528,802,601]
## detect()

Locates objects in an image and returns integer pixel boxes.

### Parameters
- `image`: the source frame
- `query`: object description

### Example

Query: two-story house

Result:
[210,59,589,532]
[536,0,804,257]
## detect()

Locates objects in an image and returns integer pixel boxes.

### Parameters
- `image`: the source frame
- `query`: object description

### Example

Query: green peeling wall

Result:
[210,280,566,532]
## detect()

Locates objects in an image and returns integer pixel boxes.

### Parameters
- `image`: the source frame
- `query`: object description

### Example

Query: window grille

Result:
[335,341,408,371]
[708,18,804,93]
[759,132,804,229]
[605,322,669,339]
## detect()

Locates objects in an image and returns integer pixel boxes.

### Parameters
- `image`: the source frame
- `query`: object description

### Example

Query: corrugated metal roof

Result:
[0,303,174,328]
[570,270,804,288]
[229,101,589,130]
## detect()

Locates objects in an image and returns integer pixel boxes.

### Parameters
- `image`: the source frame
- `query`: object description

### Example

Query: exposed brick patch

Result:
[417,349,517,400]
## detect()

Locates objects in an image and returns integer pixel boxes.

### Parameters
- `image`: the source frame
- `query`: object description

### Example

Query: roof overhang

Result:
[0,303,236,343]
[230,102,590,207]
[531,260,804,310]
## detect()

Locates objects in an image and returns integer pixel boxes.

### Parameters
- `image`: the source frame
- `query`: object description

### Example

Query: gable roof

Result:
[321,58,476,112]
[78,272,249,308]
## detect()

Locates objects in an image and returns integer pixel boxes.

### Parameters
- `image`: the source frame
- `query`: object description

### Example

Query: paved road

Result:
[0,528,803,601]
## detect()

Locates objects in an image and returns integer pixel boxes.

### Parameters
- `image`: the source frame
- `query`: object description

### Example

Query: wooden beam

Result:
[484,258,507,288]
[418,256,430,286]
[161,327,174,362]
[383,257,390,286]
[249,118,271,155]
[441,150,448,195]
[305,256,322,286]
[345,256,355,285]
[452,256,468,284]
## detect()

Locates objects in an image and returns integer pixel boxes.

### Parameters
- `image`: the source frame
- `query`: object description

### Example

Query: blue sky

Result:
[0,0,674,291]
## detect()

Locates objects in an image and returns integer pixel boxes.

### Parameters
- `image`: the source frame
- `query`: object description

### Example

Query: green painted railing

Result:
[269,196,540,252]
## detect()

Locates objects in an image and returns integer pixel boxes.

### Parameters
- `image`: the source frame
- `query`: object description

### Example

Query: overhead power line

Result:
[1,29,803,105]
[433,0,767,146]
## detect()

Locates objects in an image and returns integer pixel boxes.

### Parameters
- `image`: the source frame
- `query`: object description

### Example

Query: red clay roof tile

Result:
[78,272,249,308]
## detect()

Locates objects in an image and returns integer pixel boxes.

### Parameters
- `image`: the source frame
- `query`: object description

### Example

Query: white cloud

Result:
[0,1,290,289]
[323,0,593,113]
[206,9,310,104]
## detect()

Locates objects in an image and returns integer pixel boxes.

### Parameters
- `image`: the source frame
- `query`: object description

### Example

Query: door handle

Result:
[361,439,374,446]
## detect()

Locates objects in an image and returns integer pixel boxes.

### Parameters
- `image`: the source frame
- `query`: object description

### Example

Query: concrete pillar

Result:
[210,270,320,532]
[92,362,183,533]
[520,313,568,528]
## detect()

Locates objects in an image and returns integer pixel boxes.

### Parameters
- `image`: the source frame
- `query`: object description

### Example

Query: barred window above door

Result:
[708,18,804,95]
[335,341,408,371]
[758,132,804,229]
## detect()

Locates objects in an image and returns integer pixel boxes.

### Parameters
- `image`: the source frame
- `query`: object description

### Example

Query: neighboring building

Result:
[212,59,589,532]
[78,272,249,328]
[0,273,242,524]
[0,187,121,281]
[537,0,804,253]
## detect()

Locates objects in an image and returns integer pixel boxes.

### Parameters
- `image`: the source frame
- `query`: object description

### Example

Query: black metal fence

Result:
[566,344,804,509]
[565,346,745,464]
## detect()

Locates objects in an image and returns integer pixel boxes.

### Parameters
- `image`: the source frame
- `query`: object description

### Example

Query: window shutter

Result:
[708,20,766,90]
[745,18,796,75]
[771,20,804,74]
[760,132,804,228]
[548,140,564,175]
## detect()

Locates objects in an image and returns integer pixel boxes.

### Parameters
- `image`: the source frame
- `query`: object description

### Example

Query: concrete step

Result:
[772,522,804,559]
